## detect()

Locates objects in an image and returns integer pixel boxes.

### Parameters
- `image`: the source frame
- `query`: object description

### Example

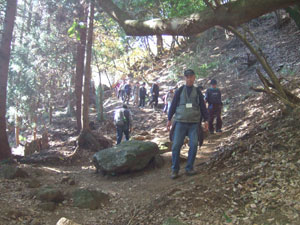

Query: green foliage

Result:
[198,62,219,77]
[7,0,77,129]
[93,14,149,80]
[116,0,206,19]
[223,212,232,223]
[280,66,296,77]
[167,71,181,82]
[286,5,300,29]
[169,52,219,79]
[68,21,81,40]
[163,0,206,18]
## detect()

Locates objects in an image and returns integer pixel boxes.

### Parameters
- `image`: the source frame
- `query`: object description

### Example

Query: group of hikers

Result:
[115,80,161,108]
[114,69,223,179]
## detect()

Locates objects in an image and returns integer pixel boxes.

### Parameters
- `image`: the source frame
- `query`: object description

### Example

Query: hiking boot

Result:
[185,170,197,176]
[216,129,222,133]
[171,171,179,179]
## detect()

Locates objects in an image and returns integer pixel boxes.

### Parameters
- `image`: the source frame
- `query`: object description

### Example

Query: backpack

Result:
[206,88,221,105]
[114,109,127,126]
[124,84,131,94]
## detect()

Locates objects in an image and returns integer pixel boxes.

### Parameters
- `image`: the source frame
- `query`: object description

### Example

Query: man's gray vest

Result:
[174,86,201,123]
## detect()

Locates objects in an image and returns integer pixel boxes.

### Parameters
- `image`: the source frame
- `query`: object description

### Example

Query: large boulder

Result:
[93,140,159,175]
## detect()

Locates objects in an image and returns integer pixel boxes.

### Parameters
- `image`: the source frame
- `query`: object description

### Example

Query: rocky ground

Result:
[1,13,300,225]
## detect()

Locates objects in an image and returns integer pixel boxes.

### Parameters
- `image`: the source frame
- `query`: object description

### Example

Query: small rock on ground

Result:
[56,217,81,225]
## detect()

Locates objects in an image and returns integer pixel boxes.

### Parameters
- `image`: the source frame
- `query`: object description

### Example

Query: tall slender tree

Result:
[75,2,88,132]
[82,1,95,131]
[0,0,18,160]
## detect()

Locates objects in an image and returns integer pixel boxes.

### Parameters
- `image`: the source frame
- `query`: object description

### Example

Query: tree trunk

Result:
[104,70,112,89]
[82,2,94,131]
[27,0,33,32]
[75,4,88,132]
[94,52,104,122]
[154,0,163,55]
[0,0,17,160]
[67,51,77,116]
[97,0,297,36]
[15,113,20,147]
[33,115,37,140]
[96,84,104,122]
[170,36,176,51]
[67,72,76,116]
[98,68,104,122]
[156,35,163,55]
[143,36,155,57]
[19,0,27,44]
[49,104,53,124]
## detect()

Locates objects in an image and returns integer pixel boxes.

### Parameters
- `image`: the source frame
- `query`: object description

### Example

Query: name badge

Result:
[186,103,192,108]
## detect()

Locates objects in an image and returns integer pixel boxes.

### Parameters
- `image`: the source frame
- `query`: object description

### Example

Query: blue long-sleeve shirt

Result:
[168,85,209,122]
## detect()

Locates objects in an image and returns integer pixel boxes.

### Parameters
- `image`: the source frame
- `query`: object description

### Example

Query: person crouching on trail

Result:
[205,79,223,134]
[114,104,133,145]
[167,69,209,179]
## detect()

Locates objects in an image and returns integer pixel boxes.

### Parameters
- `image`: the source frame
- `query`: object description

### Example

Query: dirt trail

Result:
[21,98,230,225]
[91,95,232,198]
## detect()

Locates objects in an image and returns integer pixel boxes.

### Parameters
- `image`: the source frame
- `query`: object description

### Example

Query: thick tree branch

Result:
[97,0,297,36]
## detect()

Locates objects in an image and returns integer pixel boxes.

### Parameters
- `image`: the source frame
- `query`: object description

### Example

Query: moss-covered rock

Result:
[72,189,109,210]
[36,186,64,203]
[93,140,159,175]
[0,165,29,179]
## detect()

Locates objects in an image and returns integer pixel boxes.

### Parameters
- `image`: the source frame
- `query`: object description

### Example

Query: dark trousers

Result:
[123,92,130,104]
[139,96,146,107]
[116,125,130,144]
[119,90,124,100]
[208,104,222,132]
[149,95,158,107]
